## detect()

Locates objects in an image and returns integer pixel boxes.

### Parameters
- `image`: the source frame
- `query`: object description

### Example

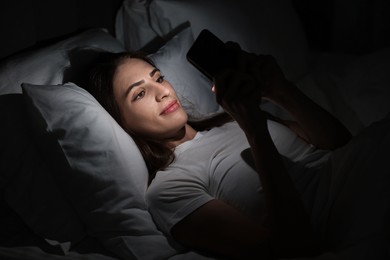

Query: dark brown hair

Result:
[86,51,231,183]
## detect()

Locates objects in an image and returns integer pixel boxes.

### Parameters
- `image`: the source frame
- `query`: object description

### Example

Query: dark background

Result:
[291,0,390,53]
[0,0,122,60]
[1,0,390,61]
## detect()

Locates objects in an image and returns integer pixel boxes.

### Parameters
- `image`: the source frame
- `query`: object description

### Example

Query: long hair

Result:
[86,51,232,183]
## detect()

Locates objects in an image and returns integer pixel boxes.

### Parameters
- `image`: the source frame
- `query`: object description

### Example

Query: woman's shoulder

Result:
[145,162,213,220]
[205,121,243,140]
[147,159,210,195]
[146,121,246,203]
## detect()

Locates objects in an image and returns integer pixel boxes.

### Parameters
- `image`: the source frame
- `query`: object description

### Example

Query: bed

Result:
[1,0,389,259]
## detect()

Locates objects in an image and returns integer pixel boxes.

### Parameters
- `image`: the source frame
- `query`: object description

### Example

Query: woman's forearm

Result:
[266,81,351,150]
[242,114,319,257]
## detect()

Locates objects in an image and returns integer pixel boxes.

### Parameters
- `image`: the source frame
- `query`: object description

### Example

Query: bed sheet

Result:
[289,52,390,258]
[0,247,116,260]
[0,247,219,260]
[306,115,390,260]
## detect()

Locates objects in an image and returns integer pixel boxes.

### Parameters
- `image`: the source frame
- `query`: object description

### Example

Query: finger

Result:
[248,55,265,85]
[247,54,274,87]
[213,69,234,104]
[223,73,254,102]
[216,71,258,105]
[214,70,250,105]
[226,49,257,74]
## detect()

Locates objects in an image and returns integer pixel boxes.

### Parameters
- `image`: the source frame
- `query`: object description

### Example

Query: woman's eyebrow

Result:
[150,68,160,77]
[124,68,160,98]
[125,80,144,97]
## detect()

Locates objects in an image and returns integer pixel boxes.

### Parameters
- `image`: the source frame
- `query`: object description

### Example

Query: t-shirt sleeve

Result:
[146,163,214,236]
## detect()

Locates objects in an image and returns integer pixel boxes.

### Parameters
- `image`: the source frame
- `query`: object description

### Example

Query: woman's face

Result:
[113,58,188,140]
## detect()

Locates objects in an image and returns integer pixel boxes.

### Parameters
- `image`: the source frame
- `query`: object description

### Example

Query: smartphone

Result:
[186,29,234,81]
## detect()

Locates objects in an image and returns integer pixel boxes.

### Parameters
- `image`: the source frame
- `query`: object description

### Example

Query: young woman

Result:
[86,44,351,259]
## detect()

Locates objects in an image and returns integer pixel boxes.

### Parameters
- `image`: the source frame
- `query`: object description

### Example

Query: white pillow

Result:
[22,82,178,260]
[0,28,125,95]
[0,94,85,244]
[0,28,126,247]
[115,0,171,52]
[149,26,222,120]
[116,0,309,81]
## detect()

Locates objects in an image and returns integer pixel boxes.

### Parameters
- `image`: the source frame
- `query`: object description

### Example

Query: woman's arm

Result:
[172,113,319,259]
[171,199,272,259]
[213,69,320,258]
[172,49,324,259]
[254,55,352,150]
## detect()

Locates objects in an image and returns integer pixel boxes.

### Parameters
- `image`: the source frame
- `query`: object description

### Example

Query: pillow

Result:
[116,0,310,81]
[115,0,171,52]
[22,83,178,260]
[0,28,125,95]
[0,94,85,244]
[148,26,222,120]
[0,27,127,249]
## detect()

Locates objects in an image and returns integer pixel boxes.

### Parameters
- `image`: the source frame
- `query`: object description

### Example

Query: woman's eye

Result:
[157,75,165,83]
[133,90,145,101]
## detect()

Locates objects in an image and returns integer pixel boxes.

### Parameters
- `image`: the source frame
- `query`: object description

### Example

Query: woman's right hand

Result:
[213,42,270,131]
[223,42,291,102]
[213,68,267,133]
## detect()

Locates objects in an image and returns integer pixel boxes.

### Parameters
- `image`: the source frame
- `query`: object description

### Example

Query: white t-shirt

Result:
[146,121,330,237]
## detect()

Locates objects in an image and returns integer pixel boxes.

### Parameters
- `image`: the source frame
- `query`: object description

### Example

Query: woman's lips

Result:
[161,100,180,115]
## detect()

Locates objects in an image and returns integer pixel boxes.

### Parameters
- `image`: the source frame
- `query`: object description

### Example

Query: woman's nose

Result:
[155,83,170,101]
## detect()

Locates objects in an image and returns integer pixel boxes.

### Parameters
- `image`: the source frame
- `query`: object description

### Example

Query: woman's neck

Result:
[165,123,197,149]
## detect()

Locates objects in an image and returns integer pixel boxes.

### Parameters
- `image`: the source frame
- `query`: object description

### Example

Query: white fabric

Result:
[116,0,310,81]
[147,122,263,235]
[0,28,126,245]
[0,28,125,95]
[147,121,329,236]
[22,83,178,260]
[0,94,85,244]
[115,0,171,51]
[307,115,390,260]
